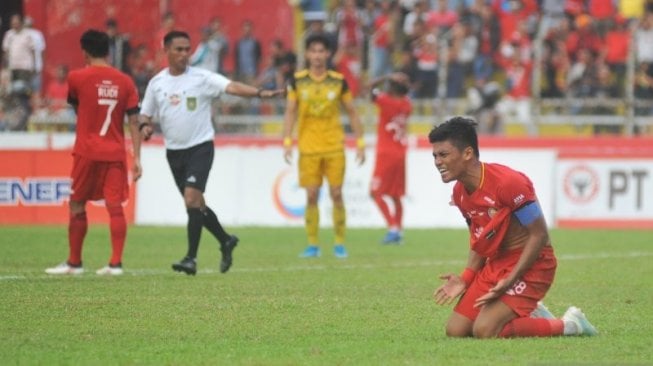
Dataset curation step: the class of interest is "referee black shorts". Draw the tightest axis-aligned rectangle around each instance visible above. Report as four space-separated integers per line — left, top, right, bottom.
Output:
166 140 214 194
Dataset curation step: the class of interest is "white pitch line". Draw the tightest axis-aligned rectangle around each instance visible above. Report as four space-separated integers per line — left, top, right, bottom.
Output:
1 251 651 282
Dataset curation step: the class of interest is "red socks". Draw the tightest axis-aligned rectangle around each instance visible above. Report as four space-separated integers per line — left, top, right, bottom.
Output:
372 194 403 229
68 205 126 267
372 194 392 226
107 205 126 266
392 197 403 228
499 318 565 338
67 212 88 266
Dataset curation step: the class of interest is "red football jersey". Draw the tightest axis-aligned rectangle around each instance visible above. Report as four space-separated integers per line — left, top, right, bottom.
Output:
374 92 412 155
68 65 139 161
452 163 537 258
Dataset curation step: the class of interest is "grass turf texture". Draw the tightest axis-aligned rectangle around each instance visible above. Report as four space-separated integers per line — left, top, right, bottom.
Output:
1 226 652 365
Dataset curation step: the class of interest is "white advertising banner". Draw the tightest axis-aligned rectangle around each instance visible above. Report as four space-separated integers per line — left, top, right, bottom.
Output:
555 159 653 224
136 145 556 228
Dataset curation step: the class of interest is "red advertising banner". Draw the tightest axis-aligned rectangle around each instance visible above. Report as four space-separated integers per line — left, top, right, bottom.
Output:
0 150 135 224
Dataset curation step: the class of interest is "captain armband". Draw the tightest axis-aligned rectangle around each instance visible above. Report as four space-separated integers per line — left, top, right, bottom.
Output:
514 201 543 226
283 137 292 147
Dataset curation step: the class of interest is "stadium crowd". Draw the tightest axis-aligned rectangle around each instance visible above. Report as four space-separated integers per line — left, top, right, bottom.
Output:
2 0 653 132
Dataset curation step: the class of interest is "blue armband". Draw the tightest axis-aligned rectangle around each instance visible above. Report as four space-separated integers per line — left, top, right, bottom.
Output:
514 201 542 226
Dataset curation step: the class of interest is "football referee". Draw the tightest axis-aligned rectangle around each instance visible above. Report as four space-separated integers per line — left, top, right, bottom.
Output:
139 30 282 275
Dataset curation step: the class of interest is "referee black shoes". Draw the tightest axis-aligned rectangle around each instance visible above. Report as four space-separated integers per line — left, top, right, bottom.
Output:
220 235 239 273
172 256 197 275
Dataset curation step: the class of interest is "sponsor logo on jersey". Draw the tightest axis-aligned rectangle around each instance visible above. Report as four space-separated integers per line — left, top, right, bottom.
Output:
169 93 181 106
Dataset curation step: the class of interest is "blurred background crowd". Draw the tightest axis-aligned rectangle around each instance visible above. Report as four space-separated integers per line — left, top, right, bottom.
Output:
1 0 653 135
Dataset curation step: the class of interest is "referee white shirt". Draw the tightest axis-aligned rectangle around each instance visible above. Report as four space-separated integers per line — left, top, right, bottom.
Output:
140 66 231 150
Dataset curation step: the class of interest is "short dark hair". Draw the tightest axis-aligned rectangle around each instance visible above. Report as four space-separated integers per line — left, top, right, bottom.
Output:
305 33 331 51
428 116 480 158
389 79 409 96
164 30 190 47
80 29 109 58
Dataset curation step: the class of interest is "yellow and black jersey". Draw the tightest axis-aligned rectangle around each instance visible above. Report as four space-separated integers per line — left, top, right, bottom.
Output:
287 69 353 154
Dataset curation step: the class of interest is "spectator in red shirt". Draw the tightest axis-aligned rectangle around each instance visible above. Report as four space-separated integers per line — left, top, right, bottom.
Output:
44 64 70 114
602 15 630 88
471 2 501 83
588 0 615 35
492 0 539 42
335 0 364 51
565 14 603 60
564 0 584 17
497 45 533 125
335 42 362 97
426 0 459 32
153 12 175 70
40 64 76 129
412 29 439 98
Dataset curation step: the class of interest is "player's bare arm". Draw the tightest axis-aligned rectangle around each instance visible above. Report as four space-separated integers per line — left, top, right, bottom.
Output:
225 81 284 98
474 212 549 308
435 249 484 305
128 113 143 182
342 98 365 165
281 98 297 164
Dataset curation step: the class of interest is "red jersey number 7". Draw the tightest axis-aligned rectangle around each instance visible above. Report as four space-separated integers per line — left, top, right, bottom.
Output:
98 98 118 136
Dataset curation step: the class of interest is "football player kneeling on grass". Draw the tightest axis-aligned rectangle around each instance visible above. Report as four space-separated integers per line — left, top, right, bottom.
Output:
430 117 597 338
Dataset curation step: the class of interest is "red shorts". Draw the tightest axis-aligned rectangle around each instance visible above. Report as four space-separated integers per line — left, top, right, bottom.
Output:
370 152 406 197
70 155 129 204
454 246 557 320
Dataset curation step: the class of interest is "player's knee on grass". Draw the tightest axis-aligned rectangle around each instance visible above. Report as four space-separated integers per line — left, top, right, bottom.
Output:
445 314 473 338
472 317 505 339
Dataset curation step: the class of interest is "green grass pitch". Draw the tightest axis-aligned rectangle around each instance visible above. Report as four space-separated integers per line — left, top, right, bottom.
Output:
1 225 652 365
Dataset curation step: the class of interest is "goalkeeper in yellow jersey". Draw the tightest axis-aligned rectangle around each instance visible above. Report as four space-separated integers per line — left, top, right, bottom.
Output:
282 33 365 258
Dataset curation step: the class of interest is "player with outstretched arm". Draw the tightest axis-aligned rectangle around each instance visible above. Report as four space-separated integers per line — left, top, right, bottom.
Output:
139 30 283 275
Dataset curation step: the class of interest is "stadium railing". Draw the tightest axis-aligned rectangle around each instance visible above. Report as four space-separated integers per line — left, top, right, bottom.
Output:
18 97 653 136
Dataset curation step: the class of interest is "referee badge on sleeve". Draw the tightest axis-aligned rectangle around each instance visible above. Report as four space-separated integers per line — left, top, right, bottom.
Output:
186 97 197 111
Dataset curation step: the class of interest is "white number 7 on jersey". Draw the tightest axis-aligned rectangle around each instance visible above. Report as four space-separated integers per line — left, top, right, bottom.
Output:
98 98 118 136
